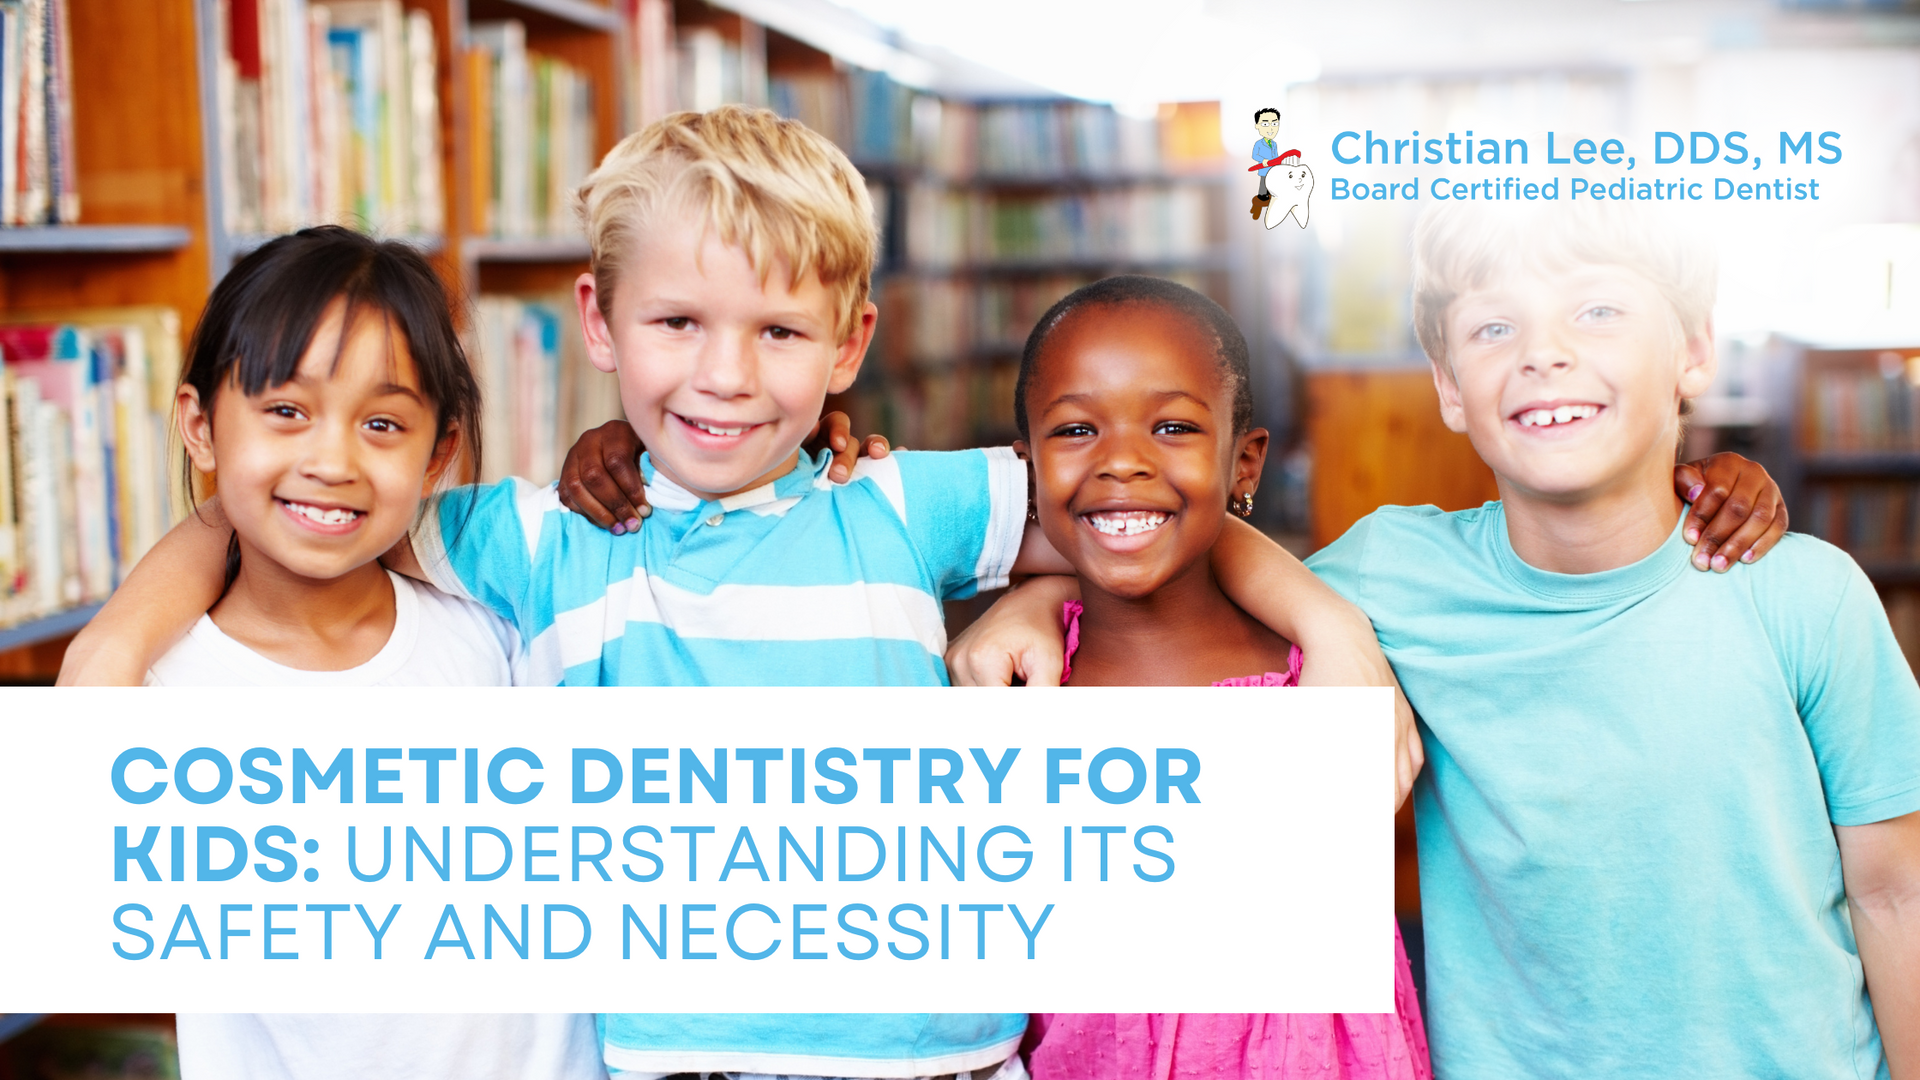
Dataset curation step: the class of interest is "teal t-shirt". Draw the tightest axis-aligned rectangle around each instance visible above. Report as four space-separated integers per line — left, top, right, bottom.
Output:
1307 502 1920 1080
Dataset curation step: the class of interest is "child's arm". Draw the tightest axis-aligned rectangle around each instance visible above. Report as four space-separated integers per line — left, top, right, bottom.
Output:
1676 452 1788 571
56 498 426 685
57 501 234 685
1838 809 1920 1079
1210 518 1424 811
949 518 1425 811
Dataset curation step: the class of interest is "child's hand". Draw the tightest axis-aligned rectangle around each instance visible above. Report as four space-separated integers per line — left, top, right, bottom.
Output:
945 575 1080 686
1674 452 1788 572
557 413 889 533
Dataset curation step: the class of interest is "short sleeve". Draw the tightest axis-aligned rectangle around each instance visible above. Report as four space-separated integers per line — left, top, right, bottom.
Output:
862 447 1026 600
1785 557 1920 826
412 478 548 635
1304 512 1377 608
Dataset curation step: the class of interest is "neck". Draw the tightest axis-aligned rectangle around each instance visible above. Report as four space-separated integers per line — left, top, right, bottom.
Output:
654 448 802 502
210 543 397 668
1071 555 1274 683
1499 455 1682 574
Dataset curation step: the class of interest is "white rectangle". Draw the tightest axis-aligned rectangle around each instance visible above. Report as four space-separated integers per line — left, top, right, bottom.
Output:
0 686 1394 1013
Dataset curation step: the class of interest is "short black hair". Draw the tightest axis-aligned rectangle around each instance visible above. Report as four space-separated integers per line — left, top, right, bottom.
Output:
1254 107 1281 123
1014 275 1253 441
181 225 481 497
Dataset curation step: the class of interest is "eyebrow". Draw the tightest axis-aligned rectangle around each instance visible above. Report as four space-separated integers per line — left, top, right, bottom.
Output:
1042 389 1215 415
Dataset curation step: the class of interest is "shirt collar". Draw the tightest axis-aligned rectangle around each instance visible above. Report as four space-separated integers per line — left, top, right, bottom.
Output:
638 449 829 515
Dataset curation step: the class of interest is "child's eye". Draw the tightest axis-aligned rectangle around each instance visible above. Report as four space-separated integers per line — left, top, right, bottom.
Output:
1469 321 1514 343
765 325 799 341
1580 305 1621 322
661 317 692 331
1049 422 1095 438
1154 420 1202 436
265 404 306 421
365 417 404 434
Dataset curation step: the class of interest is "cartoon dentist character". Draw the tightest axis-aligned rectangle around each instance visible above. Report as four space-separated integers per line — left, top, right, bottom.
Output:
1259 151 1313 229
1250 107 1283 217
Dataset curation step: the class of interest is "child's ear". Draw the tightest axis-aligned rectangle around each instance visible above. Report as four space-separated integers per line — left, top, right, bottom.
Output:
423 426 463 495
1430 356 1469 434
1232 427 1271 497
177 385 218 474
1677 316 1717 400
577 273 619 375
826 301 878 395
1012 439 1030 461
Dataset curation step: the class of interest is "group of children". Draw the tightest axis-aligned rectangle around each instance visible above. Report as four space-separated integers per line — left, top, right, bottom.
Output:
60 103 1919 1080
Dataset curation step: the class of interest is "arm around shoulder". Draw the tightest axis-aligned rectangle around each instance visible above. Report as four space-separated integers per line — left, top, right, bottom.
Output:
57 500 234 685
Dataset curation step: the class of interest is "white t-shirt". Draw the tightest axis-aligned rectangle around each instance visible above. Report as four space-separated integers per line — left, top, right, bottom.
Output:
175 1014 607 1080
146 571 525 686
155 579 581 1080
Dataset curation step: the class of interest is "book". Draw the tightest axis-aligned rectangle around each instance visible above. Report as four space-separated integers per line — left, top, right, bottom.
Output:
0 308 182 630
469 22 595 241
216 0 442 236
471 293 617 486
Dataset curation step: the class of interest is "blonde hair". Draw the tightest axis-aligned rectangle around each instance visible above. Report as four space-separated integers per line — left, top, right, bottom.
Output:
574 105 878 340
1411 201 1717 366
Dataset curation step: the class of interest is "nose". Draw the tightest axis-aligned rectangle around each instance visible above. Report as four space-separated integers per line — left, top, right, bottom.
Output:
1094 426 1157 484
298 417 359 485
1520 329 1577 378
689 329 759 400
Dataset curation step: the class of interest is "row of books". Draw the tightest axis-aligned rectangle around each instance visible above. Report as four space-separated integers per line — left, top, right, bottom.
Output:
902 183 1216 269
0 0 79 226
768 75 1165 180
1803 481 1920 565
1802 362 1920 453
874 273 1095 371
216 0 444 238
470 294 622 487
837 362 1022 454
466 21 598 241
0 307 182 630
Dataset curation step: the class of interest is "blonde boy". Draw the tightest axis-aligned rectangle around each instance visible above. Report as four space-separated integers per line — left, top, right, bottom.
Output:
1301 202 1920 1078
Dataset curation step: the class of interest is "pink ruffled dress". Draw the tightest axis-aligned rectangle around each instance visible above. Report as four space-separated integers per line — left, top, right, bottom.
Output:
1036 602 1432 1080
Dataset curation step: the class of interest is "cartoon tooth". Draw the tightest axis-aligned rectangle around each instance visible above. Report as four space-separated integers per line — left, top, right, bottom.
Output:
1261 153 1313 230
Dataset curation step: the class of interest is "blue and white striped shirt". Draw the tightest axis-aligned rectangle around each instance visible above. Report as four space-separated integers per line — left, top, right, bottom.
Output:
414 447 1027 686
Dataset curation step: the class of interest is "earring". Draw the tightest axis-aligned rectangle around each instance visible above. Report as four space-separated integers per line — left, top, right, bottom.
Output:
1232 491 1255 518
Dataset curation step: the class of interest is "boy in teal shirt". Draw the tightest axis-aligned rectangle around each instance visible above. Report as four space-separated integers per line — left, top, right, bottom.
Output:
1302 202 1920 1078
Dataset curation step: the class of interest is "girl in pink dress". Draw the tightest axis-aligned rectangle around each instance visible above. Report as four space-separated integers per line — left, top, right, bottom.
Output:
1007 275 1429 1080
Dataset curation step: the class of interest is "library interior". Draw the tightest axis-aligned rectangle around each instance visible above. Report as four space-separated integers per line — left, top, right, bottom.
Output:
1 0 1917 1068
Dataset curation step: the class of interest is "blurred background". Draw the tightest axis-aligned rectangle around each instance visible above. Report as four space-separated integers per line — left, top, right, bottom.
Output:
0 0 1916 1066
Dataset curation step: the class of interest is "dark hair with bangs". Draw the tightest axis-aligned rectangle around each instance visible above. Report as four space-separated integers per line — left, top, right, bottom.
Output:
1014 275 1254 441
180 226 481 582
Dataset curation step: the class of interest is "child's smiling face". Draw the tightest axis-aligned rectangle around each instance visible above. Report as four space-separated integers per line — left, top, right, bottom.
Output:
1435 262 1715 504
181 299 449 584
581 216 875 501
1017 303 1267 600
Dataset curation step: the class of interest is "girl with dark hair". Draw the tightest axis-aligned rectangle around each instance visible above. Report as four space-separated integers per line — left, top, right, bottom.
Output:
1012 277 1431 1079
147 227 606 1078
145 225 519 687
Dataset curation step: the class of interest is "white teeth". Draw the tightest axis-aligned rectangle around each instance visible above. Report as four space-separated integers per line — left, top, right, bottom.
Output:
688 418 750 437
1518 405 1599 427
285 501 360 525
1087 511 1170 537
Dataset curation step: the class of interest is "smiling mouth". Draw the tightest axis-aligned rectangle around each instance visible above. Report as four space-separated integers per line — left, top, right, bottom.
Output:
1515 404 1600 428
676 414 761 438
1084 510 1171 537
279 499 364 527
